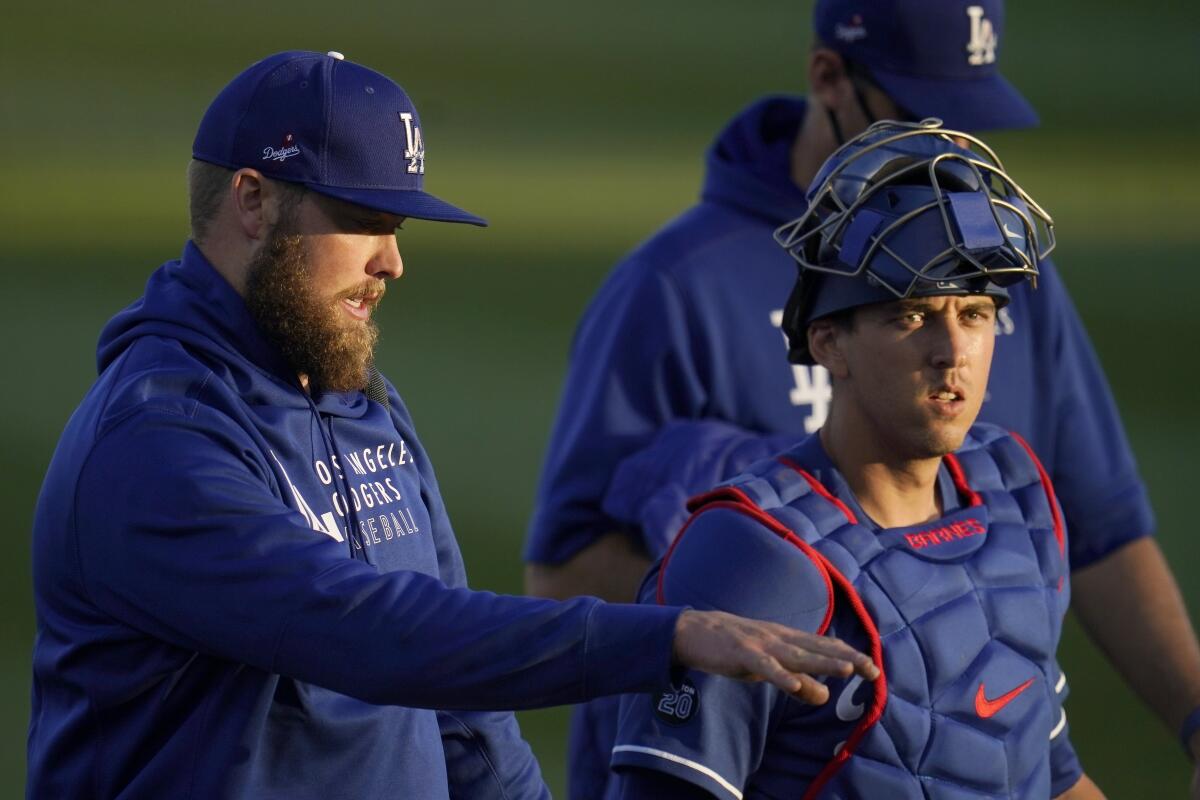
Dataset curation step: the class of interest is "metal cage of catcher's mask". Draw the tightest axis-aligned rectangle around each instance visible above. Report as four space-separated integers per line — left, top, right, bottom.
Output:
774 118 1054 363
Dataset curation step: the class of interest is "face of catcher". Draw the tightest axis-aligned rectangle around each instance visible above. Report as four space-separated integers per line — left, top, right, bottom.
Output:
245 191 405 394
815 294 998 463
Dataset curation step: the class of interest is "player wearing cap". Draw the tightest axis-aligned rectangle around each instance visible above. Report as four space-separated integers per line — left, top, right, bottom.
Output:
25 51 880 799
525 0 1200 793
607 121 1104 799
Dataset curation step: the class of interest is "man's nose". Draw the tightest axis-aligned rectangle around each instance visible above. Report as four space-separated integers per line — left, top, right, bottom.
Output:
929 318 970 370
369 234 403 280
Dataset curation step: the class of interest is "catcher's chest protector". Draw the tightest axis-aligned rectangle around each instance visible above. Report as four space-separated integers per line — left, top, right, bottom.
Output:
685 426 1069 799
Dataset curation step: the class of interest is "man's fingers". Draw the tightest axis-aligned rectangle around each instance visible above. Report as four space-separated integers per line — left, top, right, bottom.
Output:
748 658 833 703
756 643 876 698
816 648 878 681
769 627 880 681
774 650 857 680
671 610 880 688
791 674 832 704
768 628 883 681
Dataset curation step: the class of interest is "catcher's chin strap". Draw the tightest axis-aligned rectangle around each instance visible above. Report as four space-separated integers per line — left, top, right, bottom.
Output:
366 364 390 410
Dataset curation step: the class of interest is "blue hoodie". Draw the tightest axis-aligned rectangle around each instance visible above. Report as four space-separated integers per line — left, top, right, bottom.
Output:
28 241 683 799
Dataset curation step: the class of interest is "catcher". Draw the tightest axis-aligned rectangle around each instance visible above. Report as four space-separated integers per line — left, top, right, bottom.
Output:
607 121 1103 799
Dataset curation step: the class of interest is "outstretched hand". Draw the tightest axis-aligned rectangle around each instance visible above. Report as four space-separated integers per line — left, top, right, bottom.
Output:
671 609 879 704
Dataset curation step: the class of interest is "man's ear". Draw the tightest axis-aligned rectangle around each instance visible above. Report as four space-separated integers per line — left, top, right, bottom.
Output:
808 48 853 111
231 168 268 241
808 317 850 379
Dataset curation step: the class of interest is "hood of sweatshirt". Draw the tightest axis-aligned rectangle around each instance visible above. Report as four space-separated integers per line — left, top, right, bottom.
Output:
96 240 367 417
700 95 811 226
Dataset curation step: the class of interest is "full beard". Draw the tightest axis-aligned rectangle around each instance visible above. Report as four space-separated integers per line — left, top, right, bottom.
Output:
244 228 379 394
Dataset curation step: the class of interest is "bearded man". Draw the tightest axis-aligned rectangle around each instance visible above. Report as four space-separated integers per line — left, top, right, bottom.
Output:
26 51 877 799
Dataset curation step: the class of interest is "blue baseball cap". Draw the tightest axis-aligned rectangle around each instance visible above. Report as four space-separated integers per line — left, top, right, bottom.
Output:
813 0 1038 131
193 50 486 226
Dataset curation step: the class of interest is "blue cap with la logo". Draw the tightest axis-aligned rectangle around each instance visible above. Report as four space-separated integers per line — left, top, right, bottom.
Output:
192 50 486 226
814 0 1038 131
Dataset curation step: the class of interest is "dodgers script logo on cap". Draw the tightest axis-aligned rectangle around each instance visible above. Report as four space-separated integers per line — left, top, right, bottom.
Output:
813 0 1038 132
193 50 486 226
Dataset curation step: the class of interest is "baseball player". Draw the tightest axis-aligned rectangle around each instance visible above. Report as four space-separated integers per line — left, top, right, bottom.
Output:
608 120 1104 799
25 51 879 799
525 0 1200 793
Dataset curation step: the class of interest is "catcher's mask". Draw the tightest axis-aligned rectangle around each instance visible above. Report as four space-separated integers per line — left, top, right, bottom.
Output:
775 118 1053 365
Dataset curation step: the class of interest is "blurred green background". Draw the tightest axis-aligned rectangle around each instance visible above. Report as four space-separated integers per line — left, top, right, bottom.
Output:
3 1 1197 796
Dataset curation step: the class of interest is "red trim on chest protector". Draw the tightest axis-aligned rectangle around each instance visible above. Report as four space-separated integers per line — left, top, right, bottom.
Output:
779 454 984 516
778 457 860 524
1010 432 1066 558
942 453 984 507
671 483 888 800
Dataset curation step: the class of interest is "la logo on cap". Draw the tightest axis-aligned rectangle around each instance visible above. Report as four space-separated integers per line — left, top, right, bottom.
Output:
399 112 424 175
966 5 998 65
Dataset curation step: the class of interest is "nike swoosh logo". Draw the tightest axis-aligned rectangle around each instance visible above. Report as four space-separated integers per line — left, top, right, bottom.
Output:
835 674 865 722
975 677 1035 718
1002 223 1024 241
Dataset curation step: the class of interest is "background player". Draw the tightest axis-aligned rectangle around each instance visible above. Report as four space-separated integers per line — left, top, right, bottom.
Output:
523 0 1200 794
608 120 1104 799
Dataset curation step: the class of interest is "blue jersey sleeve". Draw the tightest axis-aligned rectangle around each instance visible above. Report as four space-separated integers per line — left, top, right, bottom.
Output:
1048 661 1083 797
526 259 708 564
1024 260 1156 567
602 420 798 556
612 766 718 799
610 506 832 798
